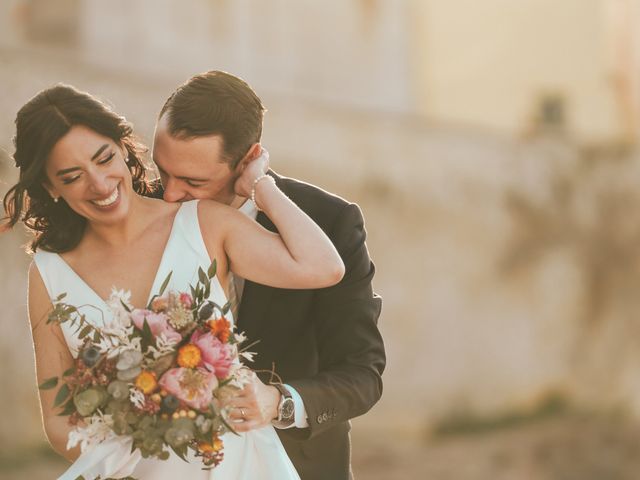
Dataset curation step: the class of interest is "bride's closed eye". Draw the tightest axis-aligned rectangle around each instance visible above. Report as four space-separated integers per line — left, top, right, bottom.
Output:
61 152 115 184
98 152 115 165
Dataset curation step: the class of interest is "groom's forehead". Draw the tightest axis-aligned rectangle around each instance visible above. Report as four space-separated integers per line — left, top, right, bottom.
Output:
153 137 228 178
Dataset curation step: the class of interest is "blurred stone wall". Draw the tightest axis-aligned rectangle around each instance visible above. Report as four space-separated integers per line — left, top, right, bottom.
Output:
2 1 640 452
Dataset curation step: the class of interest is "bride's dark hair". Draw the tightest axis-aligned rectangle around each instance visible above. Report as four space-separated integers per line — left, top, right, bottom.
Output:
2 84 151 253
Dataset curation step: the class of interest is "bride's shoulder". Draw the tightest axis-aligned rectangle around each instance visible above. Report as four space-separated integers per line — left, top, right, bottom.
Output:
194 200 243 247
27 260 53 328
196 199 238 222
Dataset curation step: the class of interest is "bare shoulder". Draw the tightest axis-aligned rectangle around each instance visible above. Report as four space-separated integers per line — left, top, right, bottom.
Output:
196 199 244 235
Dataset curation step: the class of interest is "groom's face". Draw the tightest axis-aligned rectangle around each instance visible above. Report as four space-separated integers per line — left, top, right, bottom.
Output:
153 116 238 205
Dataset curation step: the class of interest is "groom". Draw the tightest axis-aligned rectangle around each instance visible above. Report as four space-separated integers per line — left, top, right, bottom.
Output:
151 71 385 479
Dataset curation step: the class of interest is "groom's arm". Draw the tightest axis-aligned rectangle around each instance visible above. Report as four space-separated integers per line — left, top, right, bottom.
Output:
286 202 385 439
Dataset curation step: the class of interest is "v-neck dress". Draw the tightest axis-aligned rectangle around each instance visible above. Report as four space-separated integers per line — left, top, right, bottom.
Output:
34 200 300 480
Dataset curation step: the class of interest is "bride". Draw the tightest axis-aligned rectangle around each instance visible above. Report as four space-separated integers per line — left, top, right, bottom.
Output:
2 85 344 479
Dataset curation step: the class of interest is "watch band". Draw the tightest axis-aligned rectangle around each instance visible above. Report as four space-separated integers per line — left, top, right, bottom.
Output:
272 383 295 427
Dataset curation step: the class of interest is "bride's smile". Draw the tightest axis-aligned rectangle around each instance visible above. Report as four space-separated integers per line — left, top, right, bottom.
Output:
90 183 120 208
43 125 135 224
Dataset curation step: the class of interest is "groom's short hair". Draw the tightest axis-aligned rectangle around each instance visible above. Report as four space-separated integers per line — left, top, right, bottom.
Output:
159 71 265 168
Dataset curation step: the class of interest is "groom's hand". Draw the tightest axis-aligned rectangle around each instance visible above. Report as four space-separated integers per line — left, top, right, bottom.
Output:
226 370 280 432
234 148 270 198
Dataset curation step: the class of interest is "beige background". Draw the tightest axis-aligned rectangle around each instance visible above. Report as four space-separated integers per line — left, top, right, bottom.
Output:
2 1 640 478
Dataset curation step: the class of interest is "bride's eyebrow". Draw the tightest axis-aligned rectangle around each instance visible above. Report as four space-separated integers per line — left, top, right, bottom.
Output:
56 144 111 177
90 144 110 160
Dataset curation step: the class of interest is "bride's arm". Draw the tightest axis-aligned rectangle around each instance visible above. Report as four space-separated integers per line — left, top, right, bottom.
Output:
199 184 344 290
28 263 80 462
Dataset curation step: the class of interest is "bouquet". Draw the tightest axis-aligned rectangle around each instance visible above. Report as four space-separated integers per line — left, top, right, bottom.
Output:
39 261 254 472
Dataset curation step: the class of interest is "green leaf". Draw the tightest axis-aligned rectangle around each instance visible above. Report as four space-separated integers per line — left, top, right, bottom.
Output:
55 292 67 301
93 330 101 343
158 271 173 297
78 325 92 339
207 260 217 279
140 318 153 350
38 377 58 390
54 383 71 408
62 367 76 377
170 444 189 462
57 398 76 416
221 302 231 315
120 300 132 313
198 267 208 286
219 413 240 436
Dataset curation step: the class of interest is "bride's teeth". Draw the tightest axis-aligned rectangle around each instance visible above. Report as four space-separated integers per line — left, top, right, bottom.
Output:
93 187 119 207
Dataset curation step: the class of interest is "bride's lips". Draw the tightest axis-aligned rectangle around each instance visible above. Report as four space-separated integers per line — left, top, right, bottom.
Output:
90 183 121 210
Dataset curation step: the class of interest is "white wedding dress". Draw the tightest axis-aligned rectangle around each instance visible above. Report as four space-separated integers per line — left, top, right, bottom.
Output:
33 200 300 480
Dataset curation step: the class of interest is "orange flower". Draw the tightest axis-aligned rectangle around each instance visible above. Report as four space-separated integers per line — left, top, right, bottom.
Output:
151 296 169 312
177 344 202 368
208 317 231 343
198 441 215 453
213 437 224 451
135 371 158 394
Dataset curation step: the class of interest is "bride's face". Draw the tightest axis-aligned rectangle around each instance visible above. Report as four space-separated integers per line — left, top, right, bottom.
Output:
43 125 135 225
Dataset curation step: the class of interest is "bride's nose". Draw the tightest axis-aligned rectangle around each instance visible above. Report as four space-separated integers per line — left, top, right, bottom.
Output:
87 170 112 195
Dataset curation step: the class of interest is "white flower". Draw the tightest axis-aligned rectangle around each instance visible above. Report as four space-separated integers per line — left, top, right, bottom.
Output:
239 351 256 362
85 288 142 358
145 332 180 361
234 332 247 344
107 288 133 312
129 387 146 409
67 413 115 452
227 364 253 389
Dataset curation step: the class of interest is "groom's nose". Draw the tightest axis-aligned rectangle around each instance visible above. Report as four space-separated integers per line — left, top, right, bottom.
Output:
162 179 185 202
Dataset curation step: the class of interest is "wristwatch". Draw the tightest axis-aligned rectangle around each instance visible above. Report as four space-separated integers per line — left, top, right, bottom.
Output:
272 383 295 428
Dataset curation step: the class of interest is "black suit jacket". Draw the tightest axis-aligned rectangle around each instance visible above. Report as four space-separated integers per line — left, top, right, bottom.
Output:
149 172 385 479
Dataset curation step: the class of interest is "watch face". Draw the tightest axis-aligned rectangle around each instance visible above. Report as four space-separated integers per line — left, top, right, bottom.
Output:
281 398 295 419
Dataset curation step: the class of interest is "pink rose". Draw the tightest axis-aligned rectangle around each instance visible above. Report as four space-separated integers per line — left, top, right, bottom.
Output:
131 309 182 343
179 293 193 309
159 367 218 411
191 330 236 379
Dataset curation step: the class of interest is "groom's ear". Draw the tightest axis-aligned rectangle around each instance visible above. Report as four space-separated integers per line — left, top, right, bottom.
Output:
234 143 262 173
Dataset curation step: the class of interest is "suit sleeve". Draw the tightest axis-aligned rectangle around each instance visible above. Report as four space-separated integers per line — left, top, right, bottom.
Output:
287 202 385 439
